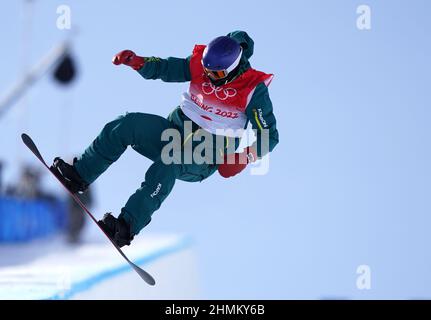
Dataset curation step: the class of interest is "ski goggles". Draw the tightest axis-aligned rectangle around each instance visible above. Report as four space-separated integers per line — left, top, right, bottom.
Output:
202 48 243 81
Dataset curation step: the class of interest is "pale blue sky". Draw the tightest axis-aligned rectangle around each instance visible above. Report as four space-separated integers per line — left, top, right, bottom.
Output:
1 0 430 298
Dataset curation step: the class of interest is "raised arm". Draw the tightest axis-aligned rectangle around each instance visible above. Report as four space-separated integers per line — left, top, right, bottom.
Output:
112 50 191 83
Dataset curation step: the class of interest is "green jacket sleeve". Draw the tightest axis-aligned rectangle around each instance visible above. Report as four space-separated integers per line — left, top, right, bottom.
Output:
137 56 191 82
245 83 279 158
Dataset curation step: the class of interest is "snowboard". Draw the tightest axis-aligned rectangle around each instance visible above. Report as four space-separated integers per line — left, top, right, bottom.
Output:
21 133 156 286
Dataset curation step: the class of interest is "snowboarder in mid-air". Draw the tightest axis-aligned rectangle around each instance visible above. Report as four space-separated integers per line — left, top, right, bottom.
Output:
51 31 279 247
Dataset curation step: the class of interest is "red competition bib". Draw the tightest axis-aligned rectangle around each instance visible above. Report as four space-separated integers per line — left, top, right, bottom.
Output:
180 45 273 137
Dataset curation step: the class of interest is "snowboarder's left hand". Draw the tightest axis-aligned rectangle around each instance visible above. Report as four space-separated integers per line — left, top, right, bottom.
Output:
218 147 258 178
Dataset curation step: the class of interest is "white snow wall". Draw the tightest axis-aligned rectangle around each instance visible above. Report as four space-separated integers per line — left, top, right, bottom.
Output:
0 235 201 299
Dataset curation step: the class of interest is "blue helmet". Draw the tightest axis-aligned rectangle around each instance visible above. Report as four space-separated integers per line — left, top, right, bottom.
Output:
202 36 243 80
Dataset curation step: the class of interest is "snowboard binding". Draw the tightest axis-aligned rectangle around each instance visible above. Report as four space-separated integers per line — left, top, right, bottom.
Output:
50 157 89 194
98 213 134 248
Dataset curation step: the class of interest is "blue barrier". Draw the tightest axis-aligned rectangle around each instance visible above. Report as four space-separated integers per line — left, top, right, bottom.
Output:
0 196 68 242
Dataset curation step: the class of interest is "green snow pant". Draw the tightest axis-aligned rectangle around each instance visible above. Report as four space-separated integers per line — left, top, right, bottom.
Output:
73 112 219 235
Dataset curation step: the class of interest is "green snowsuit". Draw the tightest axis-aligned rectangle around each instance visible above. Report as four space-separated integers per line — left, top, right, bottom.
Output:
74 31 279 235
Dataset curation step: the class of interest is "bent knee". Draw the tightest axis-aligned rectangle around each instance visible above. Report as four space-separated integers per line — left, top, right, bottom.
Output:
119 112 143 126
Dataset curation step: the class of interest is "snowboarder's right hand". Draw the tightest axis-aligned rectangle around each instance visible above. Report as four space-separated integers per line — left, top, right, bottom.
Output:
112 50 145 70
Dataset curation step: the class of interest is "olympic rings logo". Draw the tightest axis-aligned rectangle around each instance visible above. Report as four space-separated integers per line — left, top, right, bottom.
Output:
201 82 237 101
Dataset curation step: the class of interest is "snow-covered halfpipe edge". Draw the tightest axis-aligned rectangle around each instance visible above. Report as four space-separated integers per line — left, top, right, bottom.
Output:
0 235 197 300
47 236 193 300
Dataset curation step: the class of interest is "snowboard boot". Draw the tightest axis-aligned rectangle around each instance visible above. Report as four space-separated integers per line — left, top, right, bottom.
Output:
50 157 89 194
97 213 134 248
